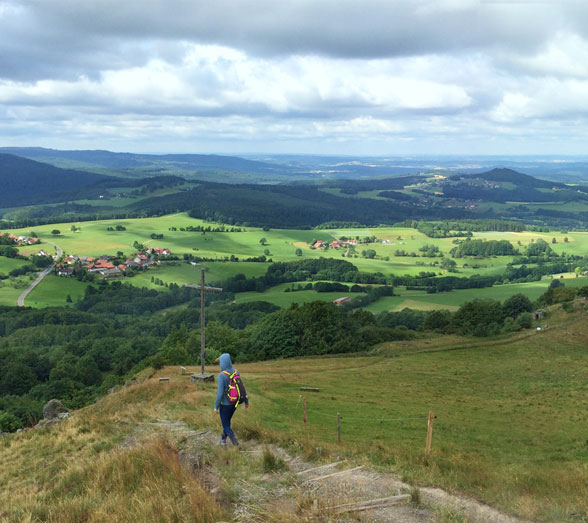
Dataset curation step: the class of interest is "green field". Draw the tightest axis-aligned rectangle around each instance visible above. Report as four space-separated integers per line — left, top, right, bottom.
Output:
237 307 588 521
0 256 31 275
2 214 588 309
364 275 588 313
0 275 33 306
0 257 37 306
23 274 88 308
235 282 367 308
127 260 270 290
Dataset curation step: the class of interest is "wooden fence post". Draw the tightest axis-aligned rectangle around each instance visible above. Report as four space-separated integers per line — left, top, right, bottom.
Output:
337 412 341 443
303 397 307 426
425 410 434 462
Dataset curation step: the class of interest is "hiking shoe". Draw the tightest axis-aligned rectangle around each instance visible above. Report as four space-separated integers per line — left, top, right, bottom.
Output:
219 438 227 446
230 436 240 448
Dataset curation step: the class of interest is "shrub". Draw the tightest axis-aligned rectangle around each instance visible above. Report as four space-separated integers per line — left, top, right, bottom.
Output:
261 446 287 473
0 411 23 432
516 312 533 330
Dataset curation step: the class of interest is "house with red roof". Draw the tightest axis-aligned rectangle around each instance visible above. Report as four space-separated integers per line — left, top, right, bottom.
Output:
88 260 115 272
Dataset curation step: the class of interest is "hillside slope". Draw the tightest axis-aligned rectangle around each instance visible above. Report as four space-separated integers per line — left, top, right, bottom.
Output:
0 154 115 207
1 303 586 521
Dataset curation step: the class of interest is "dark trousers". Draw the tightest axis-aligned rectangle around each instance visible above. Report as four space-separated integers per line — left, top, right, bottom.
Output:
219 404 237 442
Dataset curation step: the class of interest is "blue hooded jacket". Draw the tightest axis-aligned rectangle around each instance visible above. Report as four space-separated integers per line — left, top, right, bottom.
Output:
215 353 247 409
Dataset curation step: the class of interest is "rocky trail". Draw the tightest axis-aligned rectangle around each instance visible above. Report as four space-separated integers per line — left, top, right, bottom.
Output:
121 418 523 523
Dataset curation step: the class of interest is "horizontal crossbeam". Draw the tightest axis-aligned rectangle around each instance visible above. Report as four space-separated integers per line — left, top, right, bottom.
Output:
183 284 223 292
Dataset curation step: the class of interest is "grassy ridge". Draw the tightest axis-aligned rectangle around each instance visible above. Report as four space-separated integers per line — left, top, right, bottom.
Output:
1 304 586 521
0 381 226 522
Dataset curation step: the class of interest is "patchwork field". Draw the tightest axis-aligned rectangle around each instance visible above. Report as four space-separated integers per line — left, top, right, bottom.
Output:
1 213 588 309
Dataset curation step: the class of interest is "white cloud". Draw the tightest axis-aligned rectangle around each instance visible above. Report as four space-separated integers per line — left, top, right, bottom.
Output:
504 32 588 78
0 0 588 153
0 47 474 118
491 77 588 122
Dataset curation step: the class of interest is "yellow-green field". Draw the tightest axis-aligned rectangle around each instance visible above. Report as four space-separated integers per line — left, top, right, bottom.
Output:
2 214 588 309
235 282 367 308
22 274 88 308
365 275 588 313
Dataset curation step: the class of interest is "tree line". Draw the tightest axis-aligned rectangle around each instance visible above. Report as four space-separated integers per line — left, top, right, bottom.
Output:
2 270 587 432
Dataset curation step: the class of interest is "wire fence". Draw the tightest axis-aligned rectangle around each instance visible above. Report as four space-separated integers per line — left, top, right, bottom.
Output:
295 393 436 453
296 394 428 423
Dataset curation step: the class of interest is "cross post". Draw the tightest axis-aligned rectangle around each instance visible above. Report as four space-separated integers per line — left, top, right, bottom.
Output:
183 269 223 375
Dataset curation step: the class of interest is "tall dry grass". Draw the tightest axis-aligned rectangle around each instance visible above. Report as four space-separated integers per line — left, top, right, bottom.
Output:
0 378 226 522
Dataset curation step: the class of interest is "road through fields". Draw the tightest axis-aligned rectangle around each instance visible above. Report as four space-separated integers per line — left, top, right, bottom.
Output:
17 240 62 307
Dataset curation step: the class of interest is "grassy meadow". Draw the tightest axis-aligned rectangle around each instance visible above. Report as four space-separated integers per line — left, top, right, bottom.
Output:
365 275 588 313
0 275 34 306
1 213 588 309
235 282 368 308
1 304 586 522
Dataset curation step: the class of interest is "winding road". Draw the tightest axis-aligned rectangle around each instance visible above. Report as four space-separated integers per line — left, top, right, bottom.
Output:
17 240 62 307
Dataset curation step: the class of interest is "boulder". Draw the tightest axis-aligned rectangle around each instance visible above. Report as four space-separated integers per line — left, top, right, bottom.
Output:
42 399 69 420
35 419 60 429
190 372 215 384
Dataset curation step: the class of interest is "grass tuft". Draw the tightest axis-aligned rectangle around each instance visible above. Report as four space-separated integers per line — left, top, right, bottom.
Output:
410 485 422 506
261 446 288 473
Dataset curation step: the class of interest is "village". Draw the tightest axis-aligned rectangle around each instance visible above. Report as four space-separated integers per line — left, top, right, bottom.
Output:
311 236 408 251
0 232 40 246
54 247 172 278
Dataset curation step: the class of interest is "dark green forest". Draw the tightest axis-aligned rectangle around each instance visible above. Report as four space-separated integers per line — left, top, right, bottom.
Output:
3 152 588 229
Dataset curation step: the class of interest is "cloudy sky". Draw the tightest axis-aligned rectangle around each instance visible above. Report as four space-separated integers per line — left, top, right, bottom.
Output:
1 0 588 155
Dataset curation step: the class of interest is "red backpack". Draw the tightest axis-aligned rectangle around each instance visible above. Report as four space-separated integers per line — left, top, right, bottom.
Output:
222 370 247 407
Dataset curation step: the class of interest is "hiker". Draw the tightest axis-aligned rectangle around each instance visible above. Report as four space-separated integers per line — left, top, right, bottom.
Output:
214 353 249 446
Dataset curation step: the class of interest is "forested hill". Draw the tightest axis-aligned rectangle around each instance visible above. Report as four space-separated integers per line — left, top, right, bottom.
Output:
463 168 564 188
442 167 588 204
131 182 471 228
0 154 115 207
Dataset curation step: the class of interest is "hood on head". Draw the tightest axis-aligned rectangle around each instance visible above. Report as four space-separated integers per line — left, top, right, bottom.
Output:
219 353 233 372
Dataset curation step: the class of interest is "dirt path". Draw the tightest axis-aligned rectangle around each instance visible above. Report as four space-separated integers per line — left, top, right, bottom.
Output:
122 418 523 523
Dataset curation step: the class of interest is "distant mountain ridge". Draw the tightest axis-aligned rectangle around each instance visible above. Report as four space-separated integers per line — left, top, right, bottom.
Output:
1 153 588 229
0 147 291 176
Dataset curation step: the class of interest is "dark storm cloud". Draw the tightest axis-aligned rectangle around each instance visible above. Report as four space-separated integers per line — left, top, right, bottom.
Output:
0 0 565 81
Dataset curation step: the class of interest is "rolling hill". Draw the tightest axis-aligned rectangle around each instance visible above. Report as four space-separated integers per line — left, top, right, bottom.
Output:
2 153 588 230
442 167 588 203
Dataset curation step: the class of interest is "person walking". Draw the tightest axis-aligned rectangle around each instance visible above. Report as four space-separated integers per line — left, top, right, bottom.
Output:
214 353 249 447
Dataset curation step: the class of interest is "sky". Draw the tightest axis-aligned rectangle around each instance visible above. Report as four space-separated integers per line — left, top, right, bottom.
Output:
1 0 588 155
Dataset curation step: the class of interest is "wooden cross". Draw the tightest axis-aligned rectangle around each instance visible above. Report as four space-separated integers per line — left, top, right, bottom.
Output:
183 269 223 375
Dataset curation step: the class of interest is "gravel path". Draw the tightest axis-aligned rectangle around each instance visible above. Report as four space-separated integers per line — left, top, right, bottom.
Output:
121 418 525 522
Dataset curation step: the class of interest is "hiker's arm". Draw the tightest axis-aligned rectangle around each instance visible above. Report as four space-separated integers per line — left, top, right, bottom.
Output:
214 374 226 411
